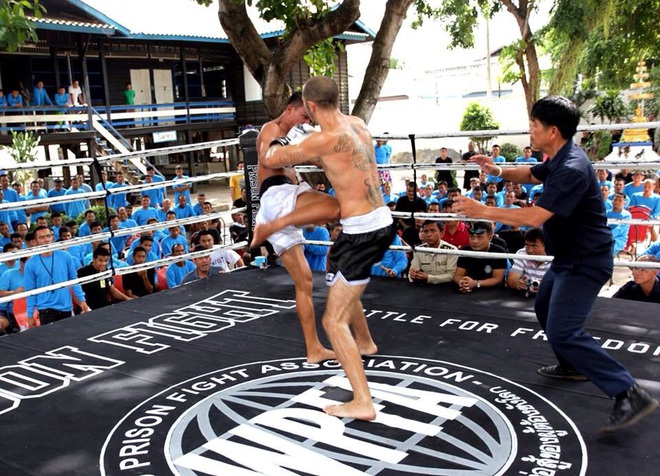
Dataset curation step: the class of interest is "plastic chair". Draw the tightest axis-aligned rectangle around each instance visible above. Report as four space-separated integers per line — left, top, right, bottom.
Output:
157 267 168 291
114 274 125 295
13 298 29 329
624 205 652 258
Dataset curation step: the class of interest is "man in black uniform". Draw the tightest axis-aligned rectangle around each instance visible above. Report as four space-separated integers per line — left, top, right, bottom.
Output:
454 95 657 432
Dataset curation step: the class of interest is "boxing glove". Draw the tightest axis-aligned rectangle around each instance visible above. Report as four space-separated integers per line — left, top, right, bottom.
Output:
270 123 317 148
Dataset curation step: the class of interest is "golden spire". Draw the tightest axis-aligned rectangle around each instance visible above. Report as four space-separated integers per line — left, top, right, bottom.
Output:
621 61 653 143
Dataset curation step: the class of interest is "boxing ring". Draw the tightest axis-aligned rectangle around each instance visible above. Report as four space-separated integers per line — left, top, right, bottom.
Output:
0 123 659 475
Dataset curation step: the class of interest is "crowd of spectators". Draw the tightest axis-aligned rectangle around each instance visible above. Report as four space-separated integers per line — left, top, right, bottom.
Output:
0 168 248 336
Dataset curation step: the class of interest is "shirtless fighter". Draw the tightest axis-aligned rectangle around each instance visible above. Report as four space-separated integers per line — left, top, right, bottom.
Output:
258 76 395 420
254 91 339 363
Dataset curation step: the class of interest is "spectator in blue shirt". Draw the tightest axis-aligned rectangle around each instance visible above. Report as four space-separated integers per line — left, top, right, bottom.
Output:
630 179 660 218
160 225 189 256
166 244 196 288
132 195 159 226
47 178 67 214
515 146 538 164
172 165 192 205
109 171 129 211
623 171 645 199
31 81 53 106
485 144 506 187
193 192 206 216
302 225 329 272
25 226 90 327
607 193 631 256
63 177 88 220
7 89 22 107
173 194 195 220
95 170 114 192
142 174 163 207
54 86 69 107
25 180 48 222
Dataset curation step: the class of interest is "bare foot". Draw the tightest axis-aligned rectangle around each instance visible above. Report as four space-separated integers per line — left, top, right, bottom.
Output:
250 222 275 248
358 343 378 356
306 347 337 364
324 400 376 421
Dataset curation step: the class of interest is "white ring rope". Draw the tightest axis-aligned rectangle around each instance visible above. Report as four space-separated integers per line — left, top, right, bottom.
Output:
0 240 248 305
372 121 660 141
0 208 244 263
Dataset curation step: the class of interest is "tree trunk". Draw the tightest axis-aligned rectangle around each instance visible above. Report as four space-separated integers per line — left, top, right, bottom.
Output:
499 0 541 118
351 0 414 123
218 0 360 118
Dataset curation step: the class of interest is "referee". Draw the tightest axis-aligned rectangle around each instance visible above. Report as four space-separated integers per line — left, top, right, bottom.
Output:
454 95 657 432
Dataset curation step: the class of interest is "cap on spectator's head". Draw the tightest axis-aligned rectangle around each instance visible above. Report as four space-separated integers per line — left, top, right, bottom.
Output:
468 221 492 235
470 177 480 183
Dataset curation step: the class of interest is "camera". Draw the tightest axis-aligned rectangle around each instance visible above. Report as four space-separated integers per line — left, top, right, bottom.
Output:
525 279 540 297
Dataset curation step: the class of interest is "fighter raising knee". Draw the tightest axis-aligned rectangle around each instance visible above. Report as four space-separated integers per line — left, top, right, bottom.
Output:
258 76 395 421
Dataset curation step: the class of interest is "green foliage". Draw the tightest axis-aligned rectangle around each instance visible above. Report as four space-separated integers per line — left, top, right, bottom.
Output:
498 143 522 162
589 91 629 123
498 40 526 85
7 130 40 186
581 130 613 161
304 38 344 76
411 0 498 49
459 102 500 153
0 0 45 52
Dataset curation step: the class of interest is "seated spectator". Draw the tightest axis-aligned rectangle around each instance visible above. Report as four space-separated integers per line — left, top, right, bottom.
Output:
24 232 36 248
302 224 329 272
50 213 63 240
612 255 660 303
78 210 96 237
0 221 13 247
607 193 631 256
11 231 25 249
623 170 645 199
166 244 196 288
382 182 398 205
0 243 20 276
395 183 427 229
471 186 484 203
630 179 660 218
174 194 195 220
104 214 129 256
229 213 248 243
401 218 424 249
132 195 159 226
64 220 78 237
453 221 507 293
371 233 407 278
193 193 206 216
197 230 244 271
233 187 247 209
122 246 155 298
117 206 138 230
408 220 458 284
24 226 90 327
0 256 27 334
601 184 613 212
160 224 189 256
181 245 224 285
484 182 503 207
156 199 174 222
506 228 550 296
127 235 159 264
440 200 470 248
609 178 630 208
511 183 529 208
596 168 614 190
77 248 131 309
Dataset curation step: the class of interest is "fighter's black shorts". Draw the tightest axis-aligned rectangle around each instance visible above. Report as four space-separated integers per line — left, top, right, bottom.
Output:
326 207 394 286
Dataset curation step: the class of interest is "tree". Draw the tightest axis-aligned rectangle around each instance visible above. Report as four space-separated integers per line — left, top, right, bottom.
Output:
543 0 660 95
0 0 46 52
197 0 414 122
459 102 500 153
589 90 629 124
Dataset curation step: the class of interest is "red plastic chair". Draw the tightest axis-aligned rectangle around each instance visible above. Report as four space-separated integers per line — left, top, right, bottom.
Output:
624 205 652 258
114 274 125 295
157 267 168 291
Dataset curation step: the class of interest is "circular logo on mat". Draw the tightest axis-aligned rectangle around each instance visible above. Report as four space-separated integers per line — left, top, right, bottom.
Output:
101 357 585 475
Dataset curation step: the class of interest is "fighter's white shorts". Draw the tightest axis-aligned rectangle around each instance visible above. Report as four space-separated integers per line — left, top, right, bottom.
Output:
256 181 312 255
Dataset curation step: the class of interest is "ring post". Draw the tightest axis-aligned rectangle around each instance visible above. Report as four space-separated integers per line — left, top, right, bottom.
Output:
238 128 259 244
